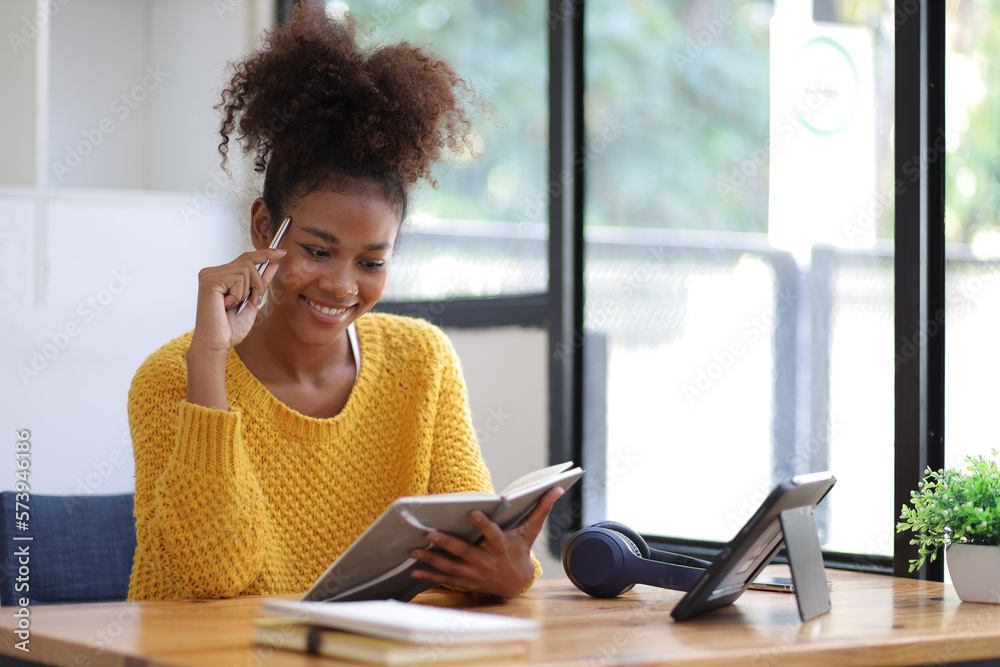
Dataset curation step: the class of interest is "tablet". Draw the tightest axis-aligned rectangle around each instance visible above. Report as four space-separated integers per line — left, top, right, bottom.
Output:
670 471 836 622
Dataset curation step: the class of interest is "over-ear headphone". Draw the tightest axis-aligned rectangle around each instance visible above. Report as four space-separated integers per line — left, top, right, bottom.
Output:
562 521 713 597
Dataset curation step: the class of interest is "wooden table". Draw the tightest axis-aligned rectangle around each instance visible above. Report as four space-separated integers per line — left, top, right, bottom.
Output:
2 567 999 667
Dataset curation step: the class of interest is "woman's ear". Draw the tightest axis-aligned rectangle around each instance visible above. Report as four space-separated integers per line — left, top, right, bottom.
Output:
249 198 273 250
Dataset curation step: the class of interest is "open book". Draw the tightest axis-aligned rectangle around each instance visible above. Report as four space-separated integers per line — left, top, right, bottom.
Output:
302 461 584 602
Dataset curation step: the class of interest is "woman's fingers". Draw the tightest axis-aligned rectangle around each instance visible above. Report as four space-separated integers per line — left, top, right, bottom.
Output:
192 248 286 352
468 511 510 551
407 499 552 599
423 531 479 563
247 247 288 265
510 487 564 543
259 256 282 288
228 248 287 311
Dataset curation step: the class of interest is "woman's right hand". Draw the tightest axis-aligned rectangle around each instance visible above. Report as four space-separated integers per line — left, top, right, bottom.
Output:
188 248 287 356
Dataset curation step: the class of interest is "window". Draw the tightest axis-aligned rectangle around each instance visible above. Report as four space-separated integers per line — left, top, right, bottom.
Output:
303 1 954 578
323 0 549 301
945 1 1000 470
585 0 897 560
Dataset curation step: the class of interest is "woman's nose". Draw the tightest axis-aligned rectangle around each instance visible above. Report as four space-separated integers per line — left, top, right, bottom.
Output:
319 269 358 297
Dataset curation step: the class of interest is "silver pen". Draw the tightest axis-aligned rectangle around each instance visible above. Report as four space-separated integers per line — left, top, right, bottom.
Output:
235 216 291 315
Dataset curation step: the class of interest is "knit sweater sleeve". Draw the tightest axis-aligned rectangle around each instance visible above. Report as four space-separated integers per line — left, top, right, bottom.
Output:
422 326 543 591
425 331 494 497
127 340 266 600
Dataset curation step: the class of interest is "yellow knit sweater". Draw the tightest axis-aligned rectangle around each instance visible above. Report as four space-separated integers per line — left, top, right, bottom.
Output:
127 313 536 600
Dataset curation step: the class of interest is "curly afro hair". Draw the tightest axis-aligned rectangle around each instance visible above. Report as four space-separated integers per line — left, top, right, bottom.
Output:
216 1 477 231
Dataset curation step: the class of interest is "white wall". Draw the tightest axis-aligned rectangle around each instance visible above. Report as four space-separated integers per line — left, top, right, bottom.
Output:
43 0 256 190
0 190 243 496
1 0 261 497
447 327 555 576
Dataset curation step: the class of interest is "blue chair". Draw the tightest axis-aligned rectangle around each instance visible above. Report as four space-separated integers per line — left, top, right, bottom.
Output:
0 493 136 605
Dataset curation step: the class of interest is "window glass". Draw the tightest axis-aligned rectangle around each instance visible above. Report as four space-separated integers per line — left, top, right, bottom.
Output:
586 0 894 556
326 0 548 300
945 1 1000 469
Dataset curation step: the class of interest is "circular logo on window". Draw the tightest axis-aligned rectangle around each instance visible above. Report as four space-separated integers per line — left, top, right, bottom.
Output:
790 36 860 136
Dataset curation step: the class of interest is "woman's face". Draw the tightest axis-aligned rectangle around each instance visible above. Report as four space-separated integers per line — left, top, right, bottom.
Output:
251 188 399 348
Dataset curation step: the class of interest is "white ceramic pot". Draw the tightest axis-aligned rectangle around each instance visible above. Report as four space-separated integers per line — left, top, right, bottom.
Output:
946 543 1000 604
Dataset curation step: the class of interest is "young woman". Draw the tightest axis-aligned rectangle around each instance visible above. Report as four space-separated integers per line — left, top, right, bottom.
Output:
127 2 561 601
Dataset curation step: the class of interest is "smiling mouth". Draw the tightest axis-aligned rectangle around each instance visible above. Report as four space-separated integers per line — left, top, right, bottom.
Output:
302 296 353 317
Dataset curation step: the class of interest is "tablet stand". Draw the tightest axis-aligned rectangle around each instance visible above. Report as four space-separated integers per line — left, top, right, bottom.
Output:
779 505 832 622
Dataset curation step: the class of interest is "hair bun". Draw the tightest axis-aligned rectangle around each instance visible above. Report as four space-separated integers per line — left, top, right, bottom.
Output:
217 1 475 190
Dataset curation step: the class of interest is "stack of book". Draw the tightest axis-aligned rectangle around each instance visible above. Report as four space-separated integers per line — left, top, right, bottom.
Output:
254 599 539 665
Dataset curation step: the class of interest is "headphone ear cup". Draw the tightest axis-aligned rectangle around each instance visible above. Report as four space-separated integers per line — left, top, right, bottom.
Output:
564 522 708 598
562 526 638 598
591 521 652 559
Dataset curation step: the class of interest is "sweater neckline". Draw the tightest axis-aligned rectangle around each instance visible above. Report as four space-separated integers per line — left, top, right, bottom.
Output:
226 316 382 441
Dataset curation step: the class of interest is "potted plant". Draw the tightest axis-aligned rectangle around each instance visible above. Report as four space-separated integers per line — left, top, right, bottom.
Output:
897 450 1000 604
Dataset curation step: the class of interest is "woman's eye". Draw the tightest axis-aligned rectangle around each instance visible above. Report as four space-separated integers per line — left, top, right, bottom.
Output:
361 260 385 271
304 246 329 259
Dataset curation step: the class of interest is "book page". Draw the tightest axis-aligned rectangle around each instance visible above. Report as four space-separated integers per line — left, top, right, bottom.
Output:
405 490 496 502
498 461 575 497
490 466 584 529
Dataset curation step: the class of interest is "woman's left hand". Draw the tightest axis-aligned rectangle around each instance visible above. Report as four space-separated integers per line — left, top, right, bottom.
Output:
409 487 565 599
